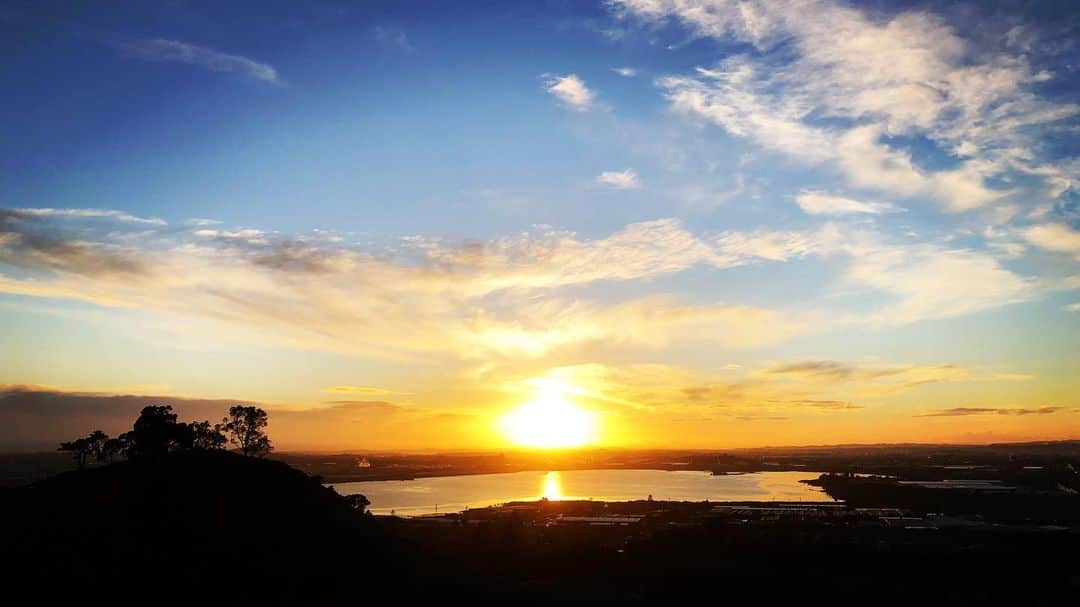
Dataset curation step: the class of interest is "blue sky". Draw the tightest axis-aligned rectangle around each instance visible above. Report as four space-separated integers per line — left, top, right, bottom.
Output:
1 0 1078 450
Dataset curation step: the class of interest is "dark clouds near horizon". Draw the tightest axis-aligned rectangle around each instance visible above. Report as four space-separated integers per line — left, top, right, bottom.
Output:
0 386 429 452
0 386 249 451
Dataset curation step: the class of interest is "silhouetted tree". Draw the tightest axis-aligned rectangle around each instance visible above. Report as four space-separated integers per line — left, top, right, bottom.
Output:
57 437 93 469
346 494 371 513
58 405 271 467
222 405 272 457
125 405 193 460
58 430 112 469
87 430 109 461
191 420 227 450
100 436 126 463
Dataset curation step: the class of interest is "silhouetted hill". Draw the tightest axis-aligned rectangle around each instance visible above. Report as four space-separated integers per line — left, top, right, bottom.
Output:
4 450 1077 604
2 450 405 604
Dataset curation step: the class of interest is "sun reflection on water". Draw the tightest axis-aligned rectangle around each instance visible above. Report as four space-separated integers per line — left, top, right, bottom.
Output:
540 471 563 500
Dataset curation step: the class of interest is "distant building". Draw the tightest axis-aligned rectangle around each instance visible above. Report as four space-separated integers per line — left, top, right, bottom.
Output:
556 515 644 527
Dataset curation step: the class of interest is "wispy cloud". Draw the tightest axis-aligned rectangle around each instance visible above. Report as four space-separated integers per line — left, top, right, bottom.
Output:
595 169 642 189
714 223 1038 325
763 360 1029 397
767 360 905 381
8 207 165 225
613 66 638 77
544 73 594 111
506 357 1029 421
795 191 897 216
324 385 407 396
616 0 1078 214
915 406 1066 417
184 218 222 227
517 362 868 416
373 25 413 52
0 209 151 278
0 209 813 361
785 399 862 410
0 208 1069 364
658 62 1002 212
126 38 281 84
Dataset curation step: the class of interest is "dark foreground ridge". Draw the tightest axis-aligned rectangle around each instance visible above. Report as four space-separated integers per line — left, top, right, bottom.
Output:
4 449 1080 604
2 450 407 604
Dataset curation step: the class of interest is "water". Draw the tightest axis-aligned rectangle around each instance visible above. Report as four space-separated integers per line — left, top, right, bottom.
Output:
332 469 832 516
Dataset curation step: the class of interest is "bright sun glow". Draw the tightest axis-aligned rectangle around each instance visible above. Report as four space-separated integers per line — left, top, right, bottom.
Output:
500 396 598 448
540 471 564 500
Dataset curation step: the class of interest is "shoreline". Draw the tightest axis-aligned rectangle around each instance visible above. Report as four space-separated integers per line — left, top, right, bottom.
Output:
322 466 796 484
330 469 833 516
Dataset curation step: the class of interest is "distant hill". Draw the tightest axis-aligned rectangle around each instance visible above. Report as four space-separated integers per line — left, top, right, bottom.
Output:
2 450 406 604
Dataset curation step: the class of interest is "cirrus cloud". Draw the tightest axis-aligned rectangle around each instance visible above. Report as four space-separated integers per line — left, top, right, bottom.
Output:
915 406 1066 417
795 191 897 216
614 0 1078 214
125 38 281 84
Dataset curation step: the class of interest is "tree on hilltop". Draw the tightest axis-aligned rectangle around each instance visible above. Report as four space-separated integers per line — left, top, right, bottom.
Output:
57 437 93 469
222 405 272 457
58 429 111 469
58 404 272 468
100 436 126 463
123 405 192 460
191 420 227 450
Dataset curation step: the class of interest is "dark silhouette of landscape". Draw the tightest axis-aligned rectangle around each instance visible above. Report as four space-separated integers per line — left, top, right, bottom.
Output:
3 405 1078 604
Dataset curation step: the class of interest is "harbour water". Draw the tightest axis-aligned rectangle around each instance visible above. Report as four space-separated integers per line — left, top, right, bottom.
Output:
332 469 832 515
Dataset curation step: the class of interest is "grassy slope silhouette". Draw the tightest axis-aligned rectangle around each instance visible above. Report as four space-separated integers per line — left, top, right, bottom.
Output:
3 450 406 604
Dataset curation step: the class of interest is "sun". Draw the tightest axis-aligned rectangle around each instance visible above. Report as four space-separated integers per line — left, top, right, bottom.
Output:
500 395 598 449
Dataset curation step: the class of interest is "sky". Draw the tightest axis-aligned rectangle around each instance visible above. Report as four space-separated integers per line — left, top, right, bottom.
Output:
1 0 1079 452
